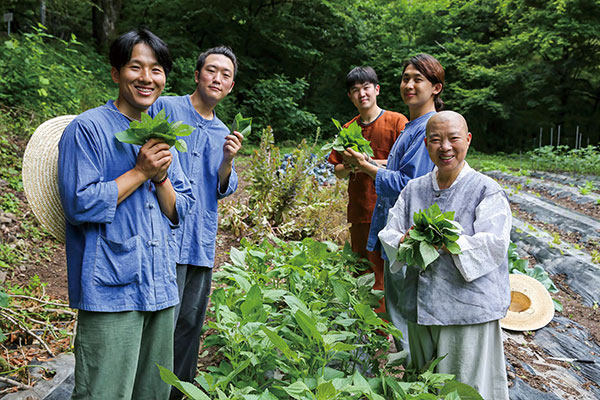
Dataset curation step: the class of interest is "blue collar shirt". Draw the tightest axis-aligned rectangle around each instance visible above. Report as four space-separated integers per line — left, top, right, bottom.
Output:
58 100 195 312
150 95 238 267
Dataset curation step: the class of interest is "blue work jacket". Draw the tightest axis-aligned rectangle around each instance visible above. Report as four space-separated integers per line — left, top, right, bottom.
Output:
151 95 238 267
58 101 195 312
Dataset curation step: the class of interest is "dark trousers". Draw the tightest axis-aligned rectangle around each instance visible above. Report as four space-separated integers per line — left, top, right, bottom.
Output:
169 264 212 400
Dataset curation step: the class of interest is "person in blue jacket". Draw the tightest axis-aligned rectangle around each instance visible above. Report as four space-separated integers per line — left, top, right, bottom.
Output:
150 46 243 399
343 53 445 353
58 29 194 399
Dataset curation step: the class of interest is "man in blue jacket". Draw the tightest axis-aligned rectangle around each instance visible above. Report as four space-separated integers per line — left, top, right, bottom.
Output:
151 46 243 398
58 29 194 399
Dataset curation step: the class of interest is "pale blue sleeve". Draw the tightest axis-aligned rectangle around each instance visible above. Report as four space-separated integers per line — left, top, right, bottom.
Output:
167 149 196 227
58 120 118 226
374 137 434 199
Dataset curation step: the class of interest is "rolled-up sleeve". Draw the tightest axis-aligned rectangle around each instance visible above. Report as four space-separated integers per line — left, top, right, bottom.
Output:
451 192 512 282
58 120 118 226
375 138 433 199
217 160 238 199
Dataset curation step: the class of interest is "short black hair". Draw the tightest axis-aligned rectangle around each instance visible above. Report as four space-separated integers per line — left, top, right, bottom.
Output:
109 29 172 76
346 66 378 91
195 46 238 78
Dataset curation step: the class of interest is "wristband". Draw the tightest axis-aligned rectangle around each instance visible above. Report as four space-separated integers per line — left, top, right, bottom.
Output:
152 174 168 186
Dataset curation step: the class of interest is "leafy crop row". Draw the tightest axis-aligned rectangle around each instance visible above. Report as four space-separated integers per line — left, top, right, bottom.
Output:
161 237 482 399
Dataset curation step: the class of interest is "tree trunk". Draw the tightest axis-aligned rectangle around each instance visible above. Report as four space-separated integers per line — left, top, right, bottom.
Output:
92 0 123 51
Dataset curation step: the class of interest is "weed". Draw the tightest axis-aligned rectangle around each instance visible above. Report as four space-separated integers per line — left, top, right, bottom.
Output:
552 233 561 245
579 181 595 195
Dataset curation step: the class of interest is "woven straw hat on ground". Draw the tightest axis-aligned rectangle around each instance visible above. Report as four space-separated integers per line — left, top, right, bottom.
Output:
22 115 77 243
500 274 555 331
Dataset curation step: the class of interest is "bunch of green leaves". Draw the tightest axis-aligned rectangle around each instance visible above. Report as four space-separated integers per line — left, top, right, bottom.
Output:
159 237 481 399
507 242 562 312
230 112 253 138
114 109 193 152
321 119 373 157
397 204 462 271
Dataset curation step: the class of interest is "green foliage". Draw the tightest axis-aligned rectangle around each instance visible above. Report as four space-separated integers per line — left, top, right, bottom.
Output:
579 181 596 195
241 75 320 142
0 25 114 120
230 113 252 138
114 109 194 152
160 237 480 399
321 119 374 157
397 204 462 270
220 127 348 243
507 242 562 312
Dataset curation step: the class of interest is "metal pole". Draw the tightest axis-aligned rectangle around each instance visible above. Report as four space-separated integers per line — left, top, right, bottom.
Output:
41 0 46 26
539 128 542 148
7 20 10 35
575 126 580 149
557 125 560 147
550 127 553 146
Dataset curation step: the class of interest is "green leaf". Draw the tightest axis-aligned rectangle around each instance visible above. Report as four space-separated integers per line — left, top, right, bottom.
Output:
261 326 299 361
284 381 311 399
174 139 188 152
294 310 323 343
316 381 337 400
157 364 210 400
439 380 483 399
113 109 194 152
230 112 253 137
419 241 439 268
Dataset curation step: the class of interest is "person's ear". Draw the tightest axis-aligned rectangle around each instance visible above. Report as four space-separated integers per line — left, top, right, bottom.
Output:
228 80 235 94
374 84 380 96
432 83 442 95
466 132 472 145
194 70 200 85
111 67 120 84
424 136 428 147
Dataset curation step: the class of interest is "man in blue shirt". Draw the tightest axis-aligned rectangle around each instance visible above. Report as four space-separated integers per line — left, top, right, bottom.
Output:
151 46 243 398
58 29 194 399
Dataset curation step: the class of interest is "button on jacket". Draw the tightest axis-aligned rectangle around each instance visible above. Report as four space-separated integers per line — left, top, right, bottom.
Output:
58 101 195 312
151 95 238 267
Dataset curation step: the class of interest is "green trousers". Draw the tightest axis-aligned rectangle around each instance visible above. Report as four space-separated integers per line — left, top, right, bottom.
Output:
72 307 174 400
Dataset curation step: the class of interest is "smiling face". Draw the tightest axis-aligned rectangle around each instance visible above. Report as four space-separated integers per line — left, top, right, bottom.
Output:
348 81 380 113
401 64 442 118
194 54 235 107
111 42 166 120
425 111 472 184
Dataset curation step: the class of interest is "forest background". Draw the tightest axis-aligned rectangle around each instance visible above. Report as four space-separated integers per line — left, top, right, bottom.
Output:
1 0 599 152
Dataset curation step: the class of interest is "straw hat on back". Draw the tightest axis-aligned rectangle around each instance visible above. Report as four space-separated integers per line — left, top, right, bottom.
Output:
500 274 555 331
22 115 76 243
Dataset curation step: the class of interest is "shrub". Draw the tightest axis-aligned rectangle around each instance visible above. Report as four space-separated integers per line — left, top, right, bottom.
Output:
0 24 115 122
220 127 348 244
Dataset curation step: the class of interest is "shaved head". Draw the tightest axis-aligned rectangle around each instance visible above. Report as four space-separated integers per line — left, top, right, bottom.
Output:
426 110 468 138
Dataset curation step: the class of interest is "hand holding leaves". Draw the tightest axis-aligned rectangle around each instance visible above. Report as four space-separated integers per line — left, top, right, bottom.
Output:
321 119 374 157
230 112 252 137
397 203 463 270
114 109 194 152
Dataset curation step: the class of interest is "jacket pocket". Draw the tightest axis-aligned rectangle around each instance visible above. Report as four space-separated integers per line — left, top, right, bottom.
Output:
93 235 143 286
